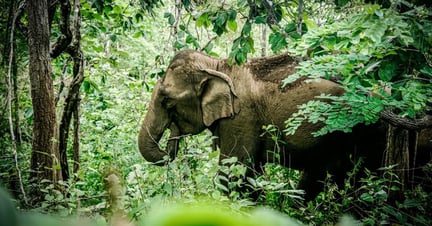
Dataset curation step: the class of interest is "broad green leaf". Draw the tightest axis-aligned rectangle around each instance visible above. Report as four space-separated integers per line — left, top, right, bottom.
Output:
215 12 227 27
186 34 196 44
255 16 266 24
164 12 175 25
227 19 237 31
113 5 122 14
378 61 396 81
109 34 117 42
235 51 247 65
269 32 287 53
375 9 383 18
92 45 104 52
132 31 141 38
321 36 337 50
303 14 317 30
399 34 414 46
364 21 387 43
242 22 251 35
196 13 210 28
227 8 236 21
284 23 296 33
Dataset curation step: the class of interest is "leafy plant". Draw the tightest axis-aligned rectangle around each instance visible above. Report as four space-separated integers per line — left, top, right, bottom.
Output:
284 3 432 135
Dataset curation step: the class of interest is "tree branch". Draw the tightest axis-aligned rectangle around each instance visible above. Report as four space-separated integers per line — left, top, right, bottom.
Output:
51 0 72 58
380 109 432 130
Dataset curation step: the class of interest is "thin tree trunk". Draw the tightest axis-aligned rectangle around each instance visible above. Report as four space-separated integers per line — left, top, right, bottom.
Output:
384 125 419 199
260 24 267 57
73 105 80 175
12 51 22 145
27 0 61 199
297 0 303 35
57 0 84 181
6 0 27 205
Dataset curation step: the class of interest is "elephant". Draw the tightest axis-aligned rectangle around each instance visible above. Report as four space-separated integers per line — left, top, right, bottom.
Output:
138 50 431 200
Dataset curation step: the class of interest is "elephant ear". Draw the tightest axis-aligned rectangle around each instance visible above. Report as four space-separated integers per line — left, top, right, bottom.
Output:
200 69 240 127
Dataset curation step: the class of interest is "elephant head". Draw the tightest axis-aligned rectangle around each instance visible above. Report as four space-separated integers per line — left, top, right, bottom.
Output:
138 50 239 164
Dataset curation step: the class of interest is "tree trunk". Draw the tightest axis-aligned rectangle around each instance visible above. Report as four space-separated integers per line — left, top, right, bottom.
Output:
57 0 84 181
381 110 432 198
27 0 62 199
384 125 420 199
297 0 303 35
260 24 267 57
5 0 27 204
12 50 22 145
73 105 80 175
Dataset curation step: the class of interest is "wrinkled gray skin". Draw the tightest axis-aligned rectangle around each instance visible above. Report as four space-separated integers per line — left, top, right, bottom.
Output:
138 50 431 199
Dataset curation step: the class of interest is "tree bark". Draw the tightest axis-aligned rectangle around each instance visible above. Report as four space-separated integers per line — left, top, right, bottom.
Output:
381 109 431 198
385 126 409 191
260 24 267 57
381 109 432 130
27 0 62 197
384 125 422 199
57 0 84 181
297 0 303 35
5 0 27 204
73 105 80 175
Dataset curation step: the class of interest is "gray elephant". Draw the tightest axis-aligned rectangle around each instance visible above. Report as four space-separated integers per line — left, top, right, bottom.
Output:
137 50 428 199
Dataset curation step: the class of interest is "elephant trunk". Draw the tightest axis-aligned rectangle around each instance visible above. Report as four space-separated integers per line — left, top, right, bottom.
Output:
138 82 176 164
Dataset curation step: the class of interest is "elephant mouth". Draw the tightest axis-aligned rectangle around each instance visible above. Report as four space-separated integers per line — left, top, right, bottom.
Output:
173 114 205 135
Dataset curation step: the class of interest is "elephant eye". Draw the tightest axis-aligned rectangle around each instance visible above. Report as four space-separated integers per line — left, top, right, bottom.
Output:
162 96 175 109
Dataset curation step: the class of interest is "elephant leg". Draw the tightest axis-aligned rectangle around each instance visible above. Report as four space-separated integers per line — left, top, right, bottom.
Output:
212 123 264 200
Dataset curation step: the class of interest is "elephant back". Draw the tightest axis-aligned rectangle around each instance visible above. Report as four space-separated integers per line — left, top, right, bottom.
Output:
248 54 299 84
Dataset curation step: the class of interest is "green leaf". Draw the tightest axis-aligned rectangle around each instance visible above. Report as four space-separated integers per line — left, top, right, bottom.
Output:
215 12 227 27
185 34 196 44
399 34 414 46
420 66 432 78
135 12 143 22
208 150 220 159
109 34 117 42
164 12 175 25
255 16 266 24
364 60 381 74
173 40 184 49
235 51 247 65
227 8 236 21
92 45 104 53
242 22 251 35
375 9 383 18
269 32 287 53
378 61 396 81
364 4 381 14
303 14 317 30
284 23 296 33
364 21 387 43
227 19 237 31
113 5 122 14
196 13 210 28
132 31 142 38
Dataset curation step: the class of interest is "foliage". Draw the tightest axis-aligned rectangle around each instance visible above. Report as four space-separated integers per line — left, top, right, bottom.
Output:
283 3 432 135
